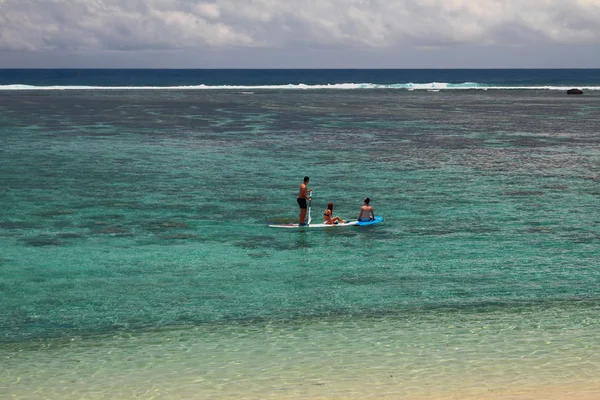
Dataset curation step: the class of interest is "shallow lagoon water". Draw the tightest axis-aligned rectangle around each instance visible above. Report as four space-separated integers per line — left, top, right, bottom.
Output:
3 305 600 399
1 89 600 398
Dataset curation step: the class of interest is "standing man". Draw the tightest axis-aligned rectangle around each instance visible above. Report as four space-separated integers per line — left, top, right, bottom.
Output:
297 176 312 225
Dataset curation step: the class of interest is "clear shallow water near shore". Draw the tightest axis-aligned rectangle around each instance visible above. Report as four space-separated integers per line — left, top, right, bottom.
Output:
3 305 600 399
1 84 600 398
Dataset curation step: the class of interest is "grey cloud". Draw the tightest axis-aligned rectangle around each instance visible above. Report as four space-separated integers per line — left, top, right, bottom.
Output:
1 0 599 52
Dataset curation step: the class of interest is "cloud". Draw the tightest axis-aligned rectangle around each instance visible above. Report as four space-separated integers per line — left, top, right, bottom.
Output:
1 0 599 52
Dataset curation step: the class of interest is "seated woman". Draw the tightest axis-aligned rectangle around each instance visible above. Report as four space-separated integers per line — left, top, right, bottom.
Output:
358 197 375 222
324 202 346 224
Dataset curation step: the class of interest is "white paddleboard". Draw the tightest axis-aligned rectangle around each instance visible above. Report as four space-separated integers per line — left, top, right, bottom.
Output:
269 216 383 229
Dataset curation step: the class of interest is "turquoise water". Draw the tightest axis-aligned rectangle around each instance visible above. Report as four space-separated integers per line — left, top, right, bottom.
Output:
1 89 600 398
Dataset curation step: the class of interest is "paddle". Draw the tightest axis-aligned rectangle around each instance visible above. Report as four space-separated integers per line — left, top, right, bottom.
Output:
307 190 313 225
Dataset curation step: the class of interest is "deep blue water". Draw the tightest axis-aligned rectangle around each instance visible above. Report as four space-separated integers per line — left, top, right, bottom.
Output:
1 68 599 88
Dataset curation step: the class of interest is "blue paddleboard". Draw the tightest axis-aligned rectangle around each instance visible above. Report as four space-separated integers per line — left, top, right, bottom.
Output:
269 216 383 229
348 216 384 226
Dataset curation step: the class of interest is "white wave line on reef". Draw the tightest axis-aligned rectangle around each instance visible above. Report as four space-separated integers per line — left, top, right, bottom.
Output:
0 83 598 91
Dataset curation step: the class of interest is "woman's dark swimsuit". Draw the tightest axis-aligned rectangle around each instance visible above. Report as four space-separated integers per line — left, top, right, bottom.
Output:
324 210 336 224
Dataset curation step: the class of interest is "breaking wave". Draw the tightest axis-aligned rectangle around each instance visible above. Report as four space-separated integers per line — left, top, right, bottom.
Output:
1 82 598 91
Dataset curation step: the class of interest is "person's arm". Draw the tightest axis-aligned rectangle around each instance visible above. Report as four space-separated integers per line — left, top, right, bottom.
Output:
300 185 310 200
369 207 375 219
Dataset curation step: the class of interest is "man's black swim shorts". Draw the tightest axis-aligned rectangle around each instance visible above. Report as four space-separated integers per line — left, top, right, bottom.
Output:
297 198 307 209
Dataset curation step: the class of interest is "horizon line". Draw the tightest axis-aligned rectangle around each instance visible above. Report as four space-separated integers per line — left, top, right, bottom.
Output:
1 67 600 70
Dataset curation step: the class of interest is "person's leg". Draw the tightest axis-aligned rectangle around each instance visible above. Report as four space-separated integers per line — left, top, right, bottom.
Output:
297 198 307 225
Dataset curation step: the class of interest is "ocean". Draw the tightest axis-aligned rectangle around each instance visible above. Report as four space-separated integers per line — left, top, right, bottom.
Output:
1 69 600 399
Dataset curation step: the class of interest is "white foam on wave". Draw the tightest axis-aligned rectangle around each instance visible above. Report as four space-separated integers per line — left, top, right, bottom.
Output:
0 83 598 91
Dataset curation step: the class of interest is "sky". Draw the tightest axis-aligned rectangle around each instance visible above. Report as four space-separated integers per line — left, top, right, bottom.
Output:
1 0 599 68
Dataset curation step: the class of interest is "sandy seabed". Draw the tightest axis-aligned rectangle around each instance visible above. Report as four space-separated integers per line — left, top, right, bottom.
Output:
3 310 600 399
4 378 600 400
